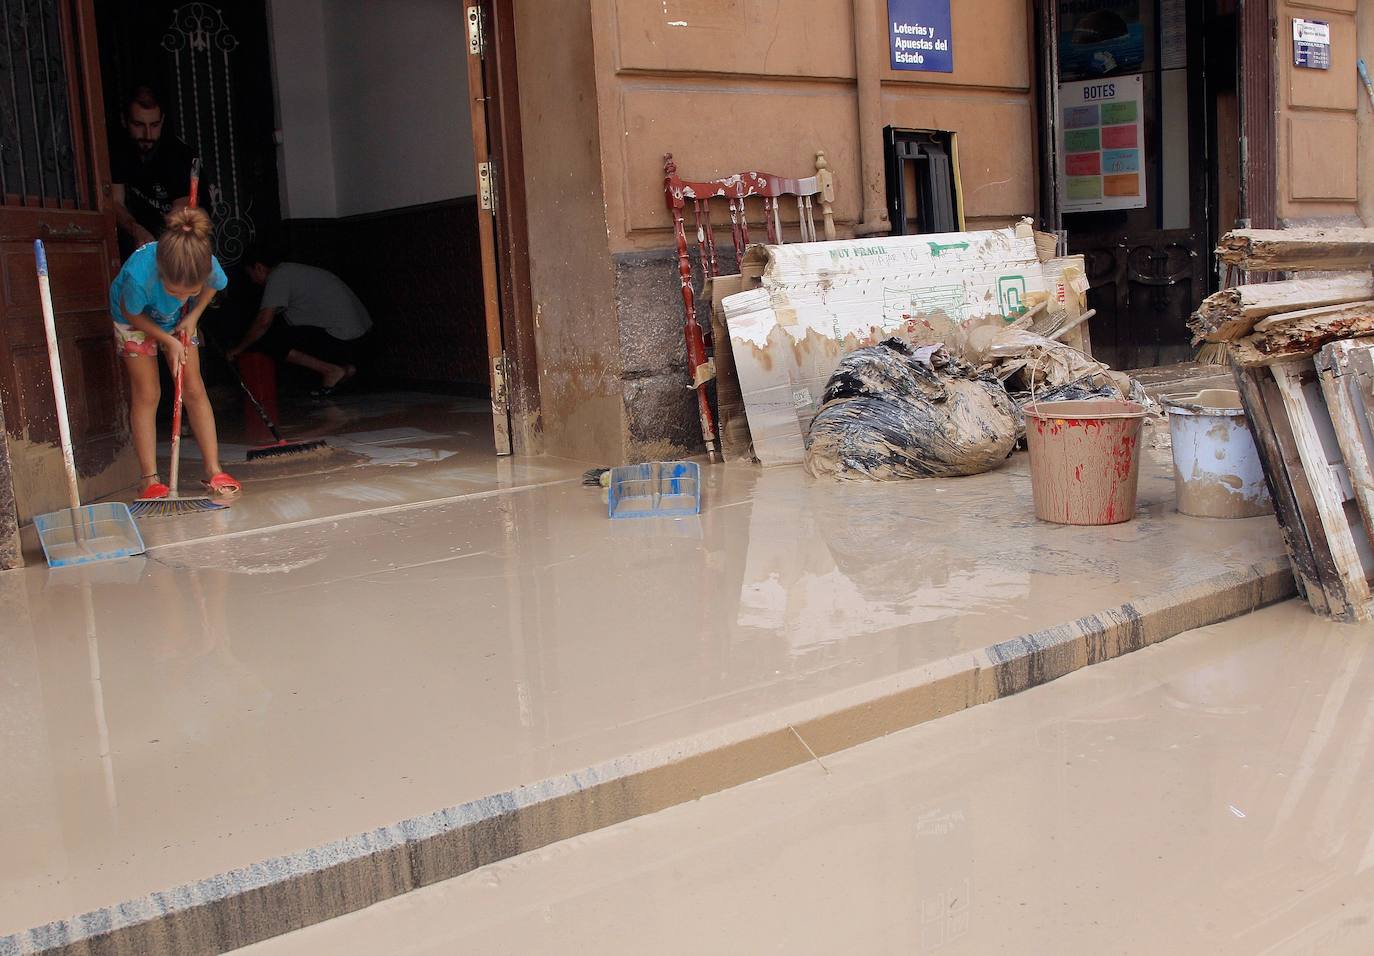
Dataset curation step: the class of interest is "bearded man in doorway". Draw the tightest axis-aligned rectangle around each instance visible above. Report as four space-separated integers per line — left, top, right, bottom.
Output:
110 85 199 260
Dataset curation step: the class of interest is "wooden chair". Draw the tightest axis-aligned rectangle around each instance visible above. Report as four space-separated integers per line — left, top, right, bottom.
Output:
664 151 837 459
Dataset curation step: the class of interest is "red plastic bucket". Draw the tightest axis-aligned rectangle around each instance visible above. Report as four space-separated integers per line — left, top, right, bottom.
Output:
238 351 278 445
1023 400 1148 525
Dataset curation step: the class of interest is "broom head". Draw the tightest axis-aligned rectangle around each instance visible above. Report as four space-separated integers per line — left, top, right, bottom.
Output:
246 438 329 462
1195 342 1229 367
129 495 225 518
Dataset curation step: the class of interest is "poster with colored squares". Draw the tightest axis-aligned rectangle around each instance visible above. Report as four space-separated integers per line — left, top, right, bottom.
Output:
1058 74 1147 212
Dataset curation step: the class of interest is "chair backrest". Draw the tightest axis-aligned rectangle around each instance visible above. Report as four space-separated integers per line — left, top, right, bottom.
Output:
663 151 837 280
661 151 837 461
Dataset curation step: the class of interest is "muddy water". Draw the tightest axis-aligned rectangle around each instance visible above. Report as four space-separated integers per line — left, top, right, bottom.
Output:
0 430 1286 938
125 394 592 553
243 601 1374 955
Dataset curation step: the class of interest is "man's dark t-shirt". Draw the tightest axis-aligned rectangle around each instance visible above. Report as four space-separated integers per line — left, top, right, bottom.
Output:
110 135 195 243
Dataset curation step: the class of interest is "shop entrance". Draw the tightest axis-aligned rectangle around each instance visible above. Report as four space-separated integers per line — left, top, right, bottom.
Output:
91 0 511 451
1044 0 1239 370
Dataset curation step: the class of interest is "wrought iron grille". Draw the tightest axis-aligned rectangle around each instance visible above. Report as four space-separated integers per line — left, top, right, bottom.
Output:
162 2 253 264
0 0 80 206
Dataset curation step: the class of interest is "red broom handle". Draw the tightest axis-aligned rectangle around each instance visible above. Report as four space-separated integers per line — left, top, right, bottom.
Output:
167 330 189 495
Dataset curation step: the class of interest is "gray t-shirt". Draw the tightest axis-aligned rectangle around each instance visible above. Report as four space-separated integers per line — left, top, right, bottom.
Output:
260 263 373 341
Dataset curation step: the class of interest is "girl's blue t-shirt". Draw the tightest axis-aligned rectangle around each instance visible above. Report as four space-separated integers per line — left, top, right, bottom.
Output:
109 243 228 331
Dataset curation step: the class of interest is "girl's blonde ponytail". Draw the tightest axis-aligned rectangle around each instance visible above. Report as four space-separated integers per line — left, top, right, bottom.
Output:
156 207 214 287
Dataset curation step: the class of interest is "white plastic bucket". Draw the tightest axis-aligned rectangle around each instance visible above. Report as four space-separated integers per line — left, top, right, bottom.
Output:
1163 389 1273 519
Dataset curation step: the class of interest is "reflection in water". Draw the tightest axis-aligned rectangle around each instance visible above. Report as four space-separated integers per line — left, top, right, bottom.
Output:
738 470 1031 655
0 446 1287 940
230 604 1374 955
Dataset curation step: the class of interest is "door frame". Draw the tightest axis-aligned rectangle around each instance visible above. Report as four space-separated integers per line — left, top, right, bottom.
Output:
1237 0 1278 229
1033 0 1062 233
465 0 540 456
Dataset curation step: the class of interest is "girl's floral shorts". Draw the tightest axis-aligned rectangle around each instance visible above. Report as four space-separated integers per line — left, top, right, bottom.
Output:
113 325 200 357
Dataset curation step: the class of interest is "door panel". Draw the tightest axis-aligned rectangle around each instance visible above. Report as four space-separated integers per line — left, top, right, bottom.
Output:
0 0 130 522
1081 230 1204 368
1 237 108 310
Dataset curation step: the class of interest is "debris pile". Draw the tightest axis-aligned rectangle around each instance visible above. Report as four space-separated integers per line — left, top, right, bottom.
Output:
1198 226 1374 621
962 316 1146 417
805 340 1018 480
717 220 1146 470
714 221 1088 467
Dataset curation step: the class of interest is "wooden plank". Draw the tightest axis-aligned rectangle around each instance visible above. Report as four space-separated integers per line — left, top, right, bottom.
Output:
1232 363 1329 614
1229 304 1374 366
1217 227 1374 271
1315 341 1374 557
707 276 755 462
1342 345 1374 528
1272 359 1373 619
1189 276 1374 343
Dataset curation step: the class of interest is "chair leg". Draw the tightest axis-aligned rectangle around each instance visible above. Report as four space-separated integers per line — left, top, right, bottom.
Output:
673 210 719 459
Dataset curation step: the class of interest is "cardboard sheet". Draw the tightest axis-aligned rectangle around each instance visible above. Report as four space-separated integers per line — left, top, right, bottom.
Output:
722 224 1089 465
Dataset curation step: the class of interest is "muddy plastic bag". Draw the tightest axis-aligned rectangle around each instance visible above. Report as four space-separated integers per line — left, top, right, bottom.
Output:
805 339 1018 480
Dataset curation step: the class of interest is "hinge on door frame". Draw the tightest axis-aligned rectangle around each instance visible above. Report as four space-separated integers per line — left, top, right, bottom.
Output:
466 5 485 57
478 160 495 212
491 350 510 409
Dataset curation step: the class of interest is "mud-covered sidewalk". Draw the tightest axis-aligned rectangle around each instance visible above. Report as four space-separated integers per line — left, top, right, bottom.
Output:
0 420 1291 955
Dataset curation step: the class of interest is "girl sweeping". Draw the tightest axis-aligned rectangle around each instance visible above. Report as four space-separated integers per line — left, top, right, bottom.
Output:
110 206 241 501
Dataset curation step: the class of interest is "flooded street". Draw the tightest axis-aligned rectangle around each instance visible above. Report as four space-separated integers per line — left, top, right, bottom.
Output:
244 600 1374 955
0 431 1288 949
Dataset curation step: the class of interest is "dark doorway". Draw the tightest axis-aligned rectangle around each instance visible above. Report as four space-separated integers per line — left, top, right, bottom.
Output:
93 0 280 321
93 1 280 260
1052 0 1226 370
91 0 502 449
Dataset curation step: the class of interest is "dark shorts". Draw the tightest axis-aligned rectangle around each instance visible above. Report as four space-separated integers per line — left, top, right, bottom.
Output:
253 316 363 367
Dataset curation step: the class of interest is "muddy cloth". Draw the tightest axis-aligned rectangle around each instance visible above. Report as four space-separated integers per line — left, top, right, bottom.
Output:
805 339 1018 480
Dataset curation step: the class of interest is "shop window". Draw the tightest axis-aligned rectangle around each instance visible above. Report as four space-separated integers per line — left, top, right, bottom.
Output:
883 128 963 235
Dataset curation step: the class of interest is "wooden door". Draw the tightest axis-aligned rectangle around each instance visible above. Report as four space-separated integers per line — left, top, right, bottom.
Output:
465 1 513 456
0 0 129 523
465 0 538 457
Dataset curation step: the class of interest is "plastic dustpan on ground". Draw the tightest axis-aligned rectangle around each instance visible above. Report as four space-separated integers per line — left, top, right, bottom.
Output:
608 461 701 518
31 238 145 567
35 502 146 568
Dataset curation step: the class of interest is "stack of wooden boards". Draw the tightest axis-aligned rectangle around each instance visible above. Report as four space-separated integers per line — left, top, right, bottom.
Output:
1190 227 1374 621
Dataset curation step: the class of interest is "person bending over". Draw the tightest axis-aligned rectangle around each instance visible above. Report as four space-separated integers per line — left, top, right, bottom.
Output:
229 251 372 395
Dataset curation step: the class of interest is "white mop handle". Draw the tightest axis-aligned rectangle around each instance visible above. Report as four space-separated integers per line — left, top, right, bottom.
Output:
35 240 83 516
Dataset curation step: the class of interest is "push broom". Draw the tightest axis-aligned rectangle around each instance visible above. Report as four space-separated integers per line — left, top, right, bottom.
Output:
130 159 224 517
128 327 224 518
204 332 328 461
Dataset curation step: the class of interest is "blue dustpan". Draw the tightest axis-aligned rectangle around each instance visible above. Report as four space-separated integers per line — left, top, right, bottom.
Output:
608 461 702 519
32 240 145 567
34 502 145 568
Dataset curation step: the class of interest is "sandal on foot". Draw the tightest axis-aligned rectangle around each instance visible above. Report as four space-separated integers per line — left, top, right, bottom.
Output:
138 482 170 500
202 472 242 498
312 365 357 397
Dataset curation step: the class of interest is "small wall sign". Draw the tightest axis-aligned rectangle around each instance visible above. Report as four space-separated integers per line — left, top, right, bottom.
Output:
1293 18 1331 70
888 0 953 73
